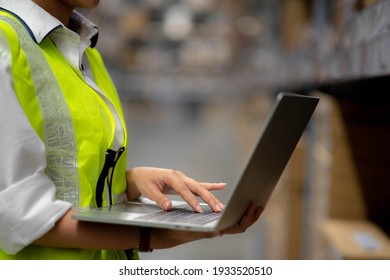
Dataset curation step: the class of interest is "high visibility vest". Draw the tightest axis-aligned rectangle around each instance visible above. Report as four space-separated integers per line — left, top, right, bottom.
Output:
0 11 138 259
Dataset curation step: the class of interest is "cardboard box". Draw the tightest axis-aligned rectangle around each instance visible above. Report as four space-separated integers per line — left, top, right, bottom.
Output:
321 219 390 259
301 92 368 259
280 0 311 51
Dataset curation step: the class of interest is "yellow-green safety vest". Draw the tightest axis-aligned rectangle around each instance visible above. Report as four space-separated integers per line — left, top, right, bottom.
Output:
0 10 138 260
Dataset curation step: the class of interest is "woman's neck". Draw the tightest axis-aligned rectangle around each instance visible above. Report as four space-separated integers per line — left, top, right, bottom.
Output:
33 0 74 26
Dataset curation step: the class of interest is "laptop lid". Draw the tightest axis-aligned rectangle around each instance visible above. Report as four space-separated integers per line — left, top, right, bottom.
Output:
215 92 319 230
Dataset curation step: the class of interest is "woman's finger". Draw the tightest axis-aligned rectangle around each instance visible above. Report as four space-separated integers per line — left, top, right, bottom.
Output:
174 171 225 212
162 170 205 213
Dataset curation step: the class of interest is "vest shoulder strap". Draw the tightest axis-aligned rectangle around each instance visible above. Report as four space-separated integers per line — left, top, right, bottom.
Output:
0 12 80 207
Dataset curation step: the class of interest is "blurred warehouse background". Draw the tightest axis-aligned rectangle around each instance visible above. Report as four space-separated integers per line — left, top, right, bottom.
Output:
79 0 390 260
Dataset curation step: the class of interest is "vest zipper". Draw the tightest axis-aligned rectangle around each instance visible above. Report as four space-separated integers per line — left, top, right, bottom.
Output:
95 147 125 208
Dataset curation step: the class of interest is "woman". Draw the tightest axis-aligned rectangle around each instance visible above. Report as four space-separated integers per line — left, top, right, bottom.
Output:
0 0 263 260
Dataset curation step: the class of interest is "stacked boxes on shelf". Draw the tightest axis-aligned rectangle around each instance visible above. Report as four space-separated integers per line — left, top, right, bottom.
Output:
302 92 368 259
322 0 390 81
303 92 390 259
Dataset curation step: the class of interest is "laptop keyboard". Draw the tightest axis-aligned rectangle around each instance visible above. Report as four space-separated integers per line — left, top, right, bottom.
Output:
135 206 221 225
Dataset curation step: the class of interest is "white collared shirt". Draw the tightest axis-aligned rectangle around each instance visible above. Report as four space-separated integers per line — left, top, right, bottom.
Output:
0 0 119 254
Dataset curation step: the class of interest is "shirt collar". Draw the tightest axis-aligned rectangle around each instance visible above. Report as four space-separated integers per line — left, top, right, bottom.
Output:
0 0 98 47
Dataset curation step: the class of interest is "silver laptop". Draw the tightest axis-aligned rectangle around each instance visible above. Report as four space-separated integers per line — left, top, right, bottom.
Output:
72 92 319 232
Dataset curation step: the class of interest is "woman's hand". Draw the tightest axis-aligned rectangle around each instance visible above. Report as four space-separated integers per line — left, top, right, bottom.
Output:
126 167 226 213
149 202 264 250
219 202 263 235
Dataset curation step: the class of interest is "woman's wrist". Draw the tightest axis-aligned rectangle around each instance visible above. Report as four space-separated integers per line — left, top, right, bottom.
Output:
126 169 142 200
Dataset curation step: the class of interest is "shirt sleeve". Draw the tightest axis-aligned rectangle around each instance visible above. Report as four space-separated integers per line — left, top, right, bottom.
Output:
0 30 72 255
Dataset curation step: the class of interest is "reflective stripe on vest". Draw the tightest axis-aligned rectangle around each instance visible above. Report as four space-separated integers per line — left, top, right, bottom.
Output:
0 13 80 206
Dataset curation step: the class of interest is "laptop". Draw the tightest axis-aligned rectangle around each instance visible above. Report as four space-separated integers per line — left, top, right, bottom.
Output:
72 92 319 232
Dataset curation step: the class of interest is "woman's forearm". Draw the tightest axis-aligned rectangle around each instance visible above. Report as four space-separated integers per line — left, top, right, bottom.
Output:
33 209 140 250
